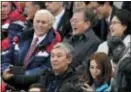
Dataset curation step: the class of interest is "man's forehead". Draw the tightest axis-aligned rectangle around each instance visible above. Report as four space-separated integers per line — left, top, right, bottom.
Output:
2 1 11 5
51 48 66 53
73 12 84 18
35 13 49 19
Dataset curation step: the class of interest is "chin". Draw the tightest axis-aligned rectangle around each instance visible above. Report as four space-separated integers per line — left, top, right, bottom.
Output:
72 31 79 35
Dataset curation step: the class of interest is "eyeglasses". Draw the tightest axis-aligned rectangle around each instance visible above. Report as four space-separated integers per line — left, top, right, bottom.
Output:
109 21 121 25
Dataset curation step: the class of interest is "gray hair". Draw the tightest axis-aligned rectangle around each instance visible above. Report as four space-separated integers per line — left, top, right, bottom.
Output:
73 8 95 26
35 9 55 25
53 42 74 57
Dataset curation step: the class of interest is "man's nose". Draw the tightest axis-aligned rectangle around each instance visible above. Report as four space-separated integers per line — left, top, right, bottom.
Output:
38 22 43 27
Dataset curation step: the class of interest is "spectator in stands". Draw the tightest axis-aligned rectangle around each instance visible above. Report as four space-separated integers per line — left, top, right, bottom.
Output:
2 42 78 92
111 43 131 92
63 1 73 18
1 78 6 92
1 1 26 50
2 9 61 76
19 2 26 12
45 1 72 39
95 1 118 23
87 1 118 41
97 9 131 75
122 1 131 13
66 8 101 74
23 1 45 31
28 83 46 92
73 1 86 12
78 52 112 92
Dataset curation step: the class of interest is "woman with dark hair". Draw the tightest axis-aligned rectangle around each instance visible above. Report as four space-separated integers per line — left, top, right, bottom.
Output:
97 9 131 76
78 52 112 92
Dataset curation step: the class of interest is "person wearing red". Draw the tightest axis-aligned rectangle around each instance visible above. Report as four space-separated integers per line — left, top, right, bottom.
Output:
2 10 61 76
1 1 26 51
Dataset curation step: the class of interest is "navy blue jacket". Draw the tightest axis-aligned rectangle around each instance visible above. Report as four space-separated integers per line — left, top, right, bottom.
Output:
2 28 61 75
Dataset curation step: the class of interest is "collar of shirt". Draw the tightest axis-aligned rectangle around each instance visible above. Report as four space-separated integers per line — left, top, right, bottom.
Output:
32 33 47 45
53 9 65 30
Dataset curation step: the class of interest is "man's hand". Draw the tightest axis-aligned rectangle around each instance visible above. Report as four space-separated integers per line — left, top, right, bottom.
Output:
2 67 13 80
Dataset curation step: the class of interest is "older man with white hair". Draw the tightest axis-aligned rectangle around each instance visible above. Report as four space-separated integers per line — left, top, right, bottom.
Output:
2 9 61 76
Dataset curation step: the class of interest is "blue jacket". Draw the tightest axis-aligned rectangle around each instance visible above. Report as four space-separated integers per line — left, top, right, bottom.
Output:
8 20 25 43
2 28 61 75
95 82 110 92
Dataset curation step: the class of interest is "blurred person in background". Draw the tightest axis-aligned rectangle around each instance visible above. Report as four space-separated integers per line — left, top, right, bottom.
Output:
73 1 86 12
122 1 131 13
111 42 131 92
87 1 118 41
45 1 72 39
18 2 26 12
1 1 26 51
23 1 46 31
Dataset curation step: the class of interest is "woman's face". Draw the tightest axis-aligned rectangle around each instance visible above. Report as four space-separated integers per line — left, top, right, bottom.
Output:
89 60 101 81
109 16 126 36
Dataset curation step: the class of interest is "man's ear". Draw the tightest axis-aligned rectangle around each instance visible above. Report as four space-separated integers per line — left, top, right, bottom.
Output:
85 21 91 29
67 56 72 64
124 25 127 31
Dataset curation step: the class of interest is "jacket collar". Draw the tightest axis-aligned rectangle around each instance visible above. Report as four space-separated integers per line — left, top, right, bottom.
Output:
48 67 75 80
71 28 94 41
37 28 55 49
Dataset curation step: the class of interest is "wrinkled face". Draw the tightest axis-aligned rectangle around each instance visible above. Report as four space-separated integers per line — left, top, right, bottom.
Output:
25 2 38 20
89 60 101 81
2 2 12 20
45 2 61 15
70 12 89 35
33 13 51 36
109 16 126 36
51 48 71 74
29 88 41 92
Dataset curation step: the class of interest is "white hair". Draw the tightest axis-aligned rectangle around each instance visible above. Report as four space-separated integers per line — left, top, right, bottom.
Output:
53 42 74 57
35 9 55 25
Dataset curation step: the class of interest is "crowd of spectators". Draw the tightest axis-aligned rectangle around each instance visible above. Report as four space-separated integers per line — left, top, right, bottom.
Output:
1 1 131 92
